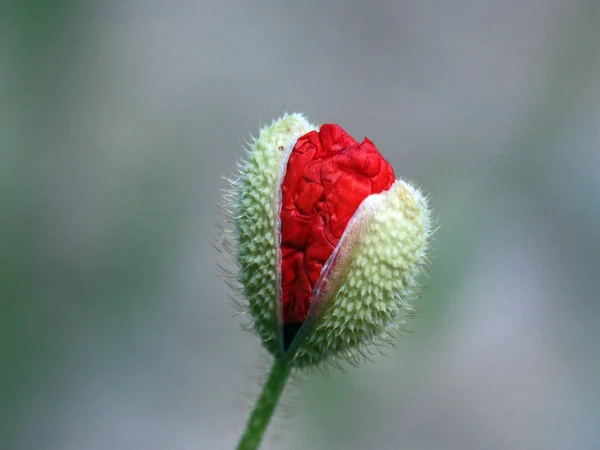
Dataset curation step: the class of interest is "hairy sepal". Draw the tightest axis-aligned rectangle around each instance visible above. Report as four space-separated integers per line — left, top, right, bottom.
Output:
289 179 432 367
233 114 317 356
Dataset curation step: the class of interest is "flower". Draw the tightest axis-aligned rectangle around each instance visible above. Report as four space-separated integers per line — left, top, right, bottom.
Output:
223 113 432 368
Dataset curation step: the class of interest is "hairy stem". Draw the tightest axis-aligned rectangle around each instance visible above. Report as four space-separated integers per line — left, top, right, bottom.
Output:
237 357 292 450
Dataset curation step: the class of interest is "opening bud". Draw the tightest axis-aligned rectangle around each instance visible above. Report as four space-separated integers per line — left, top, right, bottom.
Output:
225 113 432 367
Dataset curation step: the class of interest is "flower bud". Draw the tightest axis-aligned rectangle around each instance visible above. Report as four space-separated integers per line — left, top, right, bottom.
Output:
224 113 432 367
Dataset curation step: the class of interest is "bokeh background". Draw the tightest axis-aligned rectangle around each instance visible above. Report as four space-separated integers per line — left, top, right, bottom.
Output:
2 1 599 449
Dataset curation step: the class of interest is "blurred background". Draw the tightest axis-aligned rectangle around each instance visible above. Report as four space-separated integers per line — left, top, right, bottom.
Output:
1 1 599 449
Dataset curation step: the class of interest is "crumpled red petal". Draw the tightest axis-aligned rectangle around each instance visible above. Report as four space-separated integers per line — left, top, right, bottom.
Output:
279 124 395 327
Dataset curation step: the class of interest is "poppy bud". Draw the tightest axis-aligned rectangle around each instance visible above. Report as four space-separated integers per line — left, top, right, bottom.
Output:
225 113 431 367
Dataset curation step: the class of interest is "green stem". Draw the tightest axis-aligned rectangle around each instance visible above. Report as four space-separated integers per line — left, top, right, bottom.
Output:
237 357 292 450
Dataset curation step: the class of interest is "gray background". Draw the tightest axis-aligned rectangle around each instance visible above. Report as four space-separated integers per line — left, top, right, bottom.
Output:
2 1 599 449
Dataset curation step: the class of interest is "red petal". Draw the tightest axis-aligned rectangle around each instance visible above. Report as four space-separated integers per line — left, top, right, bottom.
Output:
279 124 395 326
